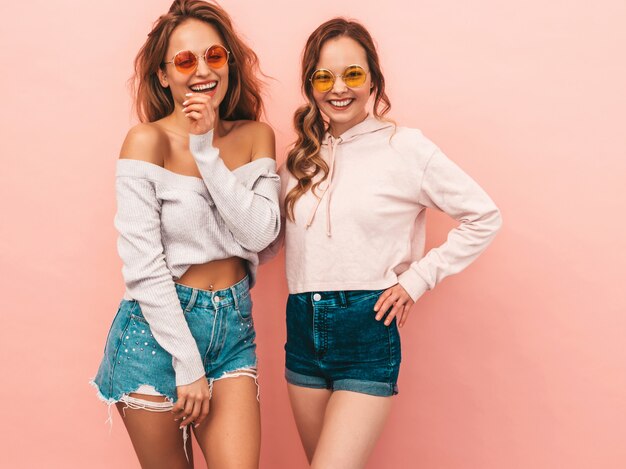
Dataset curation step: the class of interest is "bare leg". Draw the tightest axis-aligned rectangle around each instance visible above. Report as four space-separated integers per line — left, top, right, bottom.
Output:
193 376 261 469
311 390 393 469
116 394 193 469
287 383 333 463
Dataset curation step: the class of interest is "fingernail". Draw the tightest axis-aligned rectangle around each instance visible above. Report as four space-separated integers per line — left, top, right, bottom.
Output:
185 93 193 96
375 316 381 321
182 100 188 105
194 423 200 428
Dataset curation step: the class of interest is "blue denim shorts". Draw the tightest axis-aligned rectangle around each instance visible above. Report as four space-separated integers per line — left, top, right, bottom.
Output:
92 276 257 404
285 290 401 397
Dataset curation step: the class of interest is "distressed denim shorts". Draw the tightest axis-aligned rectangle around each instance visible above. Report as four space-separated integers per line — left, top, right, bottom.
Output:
285 289 401 397
91 276 257 406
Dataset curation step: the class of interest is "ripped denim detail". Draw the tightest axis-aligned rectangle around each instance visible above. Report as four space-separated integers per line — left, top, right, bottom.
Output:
91 277 259 461
215 366 260 401
90 366 259 463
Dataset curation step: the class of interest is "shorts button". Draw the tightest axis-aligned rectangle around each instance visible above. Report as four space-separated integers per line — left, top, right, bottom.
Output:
312 293 322 301
214 295 221 303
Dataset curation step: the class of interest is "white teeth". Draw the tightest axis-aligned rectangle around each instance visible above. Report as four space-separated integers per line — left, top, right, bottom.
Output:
330 99 352 107
190 82 217 91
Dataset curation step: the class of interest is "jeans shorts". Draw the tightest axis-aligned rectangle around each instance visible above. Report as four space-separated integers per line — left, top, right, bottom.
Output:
91 276 257 404
285 289 401 397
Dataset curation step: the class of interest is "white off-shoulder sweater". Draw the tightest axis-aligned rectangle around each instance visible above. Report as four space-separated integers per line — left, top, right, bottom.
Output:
115 130 280 386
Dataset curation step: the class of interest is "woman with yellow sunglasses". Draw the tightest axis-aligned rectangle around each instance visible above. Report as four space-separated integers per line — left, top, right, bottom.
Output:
91 1 280 467
263 18 502 468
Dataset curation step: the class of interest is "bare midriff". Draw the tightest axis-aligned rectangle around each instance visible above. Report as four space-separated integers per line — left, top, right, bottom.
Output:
177 257 247 291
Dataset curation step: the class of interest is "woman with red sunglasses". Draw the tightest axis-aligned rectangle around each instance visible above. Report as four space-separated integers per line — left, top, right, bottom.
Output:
263 18 502 468
91 1 279 467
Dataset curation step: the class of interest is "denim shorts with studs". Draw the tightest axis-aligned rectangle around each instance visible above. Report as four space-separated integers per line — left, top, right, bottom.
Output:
91 276 257 408
285 289 401 397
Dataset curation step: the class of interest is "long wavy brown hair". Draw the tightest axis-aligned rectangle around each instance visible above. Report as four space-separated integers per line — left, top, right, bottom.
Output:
285 18 391 221
132 0 263 122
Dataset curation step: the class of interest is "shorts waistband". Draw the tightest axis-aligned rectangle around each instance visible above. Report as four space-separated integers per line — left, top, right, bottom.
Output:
291 289 384 308
174 275 249 310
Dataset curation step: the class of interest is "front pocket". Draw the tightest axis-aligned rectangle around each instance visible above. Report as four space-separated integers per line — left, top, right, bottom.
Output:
129 313 149 324
235 293 253 321
347 289 385 306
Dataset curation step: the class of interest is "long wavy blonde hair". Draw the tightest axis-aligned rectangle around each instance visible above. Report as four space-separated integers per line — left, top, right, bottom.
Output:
285 18 391 221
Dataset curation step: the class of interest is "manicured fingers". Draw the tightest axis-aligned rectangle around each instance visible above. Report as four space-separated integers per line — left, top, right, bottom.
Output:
182 103 209 116
182 102 210 111
375 297 400 324
173 394 195 427
398 304 411 328
183 110 204 120
374 290 396 319
396 309 404 328
182 93 215 134
177 397 194 422
373 289 390 313
179 399 200 429
385 300 405 326
195 397 211 428
173 377 212 428
172 397 186 420
182 93 210 104
182 93 212 114
374 284 415 327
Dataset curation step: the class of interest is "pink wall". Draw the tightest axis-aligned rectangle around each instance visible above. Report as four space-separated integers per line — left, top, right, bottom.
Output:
1 0 624 467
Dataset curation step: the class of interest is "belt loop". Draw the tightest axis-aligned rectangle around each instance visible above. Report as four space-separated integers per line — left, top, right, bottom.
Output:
185 289 198 312
231 286 239 310
338 291 347 307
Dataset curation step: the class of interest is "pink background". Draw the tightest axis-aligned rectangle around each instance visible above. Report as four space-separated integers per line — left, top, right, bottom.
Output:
1 0 625 467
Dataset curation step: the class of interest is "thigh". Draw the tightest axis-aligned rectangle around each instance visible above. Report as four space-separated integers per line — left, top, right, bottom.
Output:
116 394 193 469
193 376 260 469
312 390 393 469
287 383 332 464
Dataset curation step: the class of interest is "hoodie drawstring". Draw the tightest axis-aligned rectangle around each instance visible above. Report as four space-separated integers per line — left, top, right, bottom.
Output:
306 135 341 236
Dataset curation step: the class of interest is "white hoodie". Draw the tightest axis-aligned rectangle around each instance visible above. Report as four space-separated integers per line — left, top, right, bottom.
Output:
264 115 502 302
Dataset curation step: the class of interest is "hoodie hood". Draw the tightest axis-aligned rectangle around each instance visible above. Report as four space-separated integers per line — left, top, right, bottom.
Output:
321 114 395 146
306 115 395 236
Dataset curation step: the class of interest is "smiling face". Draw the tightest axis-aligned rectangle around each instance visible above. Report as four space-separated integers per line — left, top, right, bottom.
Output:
311 36 372 137
159 18 229 113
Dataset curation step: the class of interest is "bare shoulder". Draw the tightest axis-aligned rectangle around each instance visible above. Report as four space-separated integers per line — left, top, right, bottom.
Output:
233 120 276 161
119 123 169 166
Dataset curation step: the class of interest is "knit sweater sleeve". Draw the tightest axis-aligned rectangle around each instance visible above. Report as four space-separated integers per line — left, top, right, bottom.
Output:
189 130 281 253
258 163 290 264
397 149 503 301
115 167 205 386
258 220 285 264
